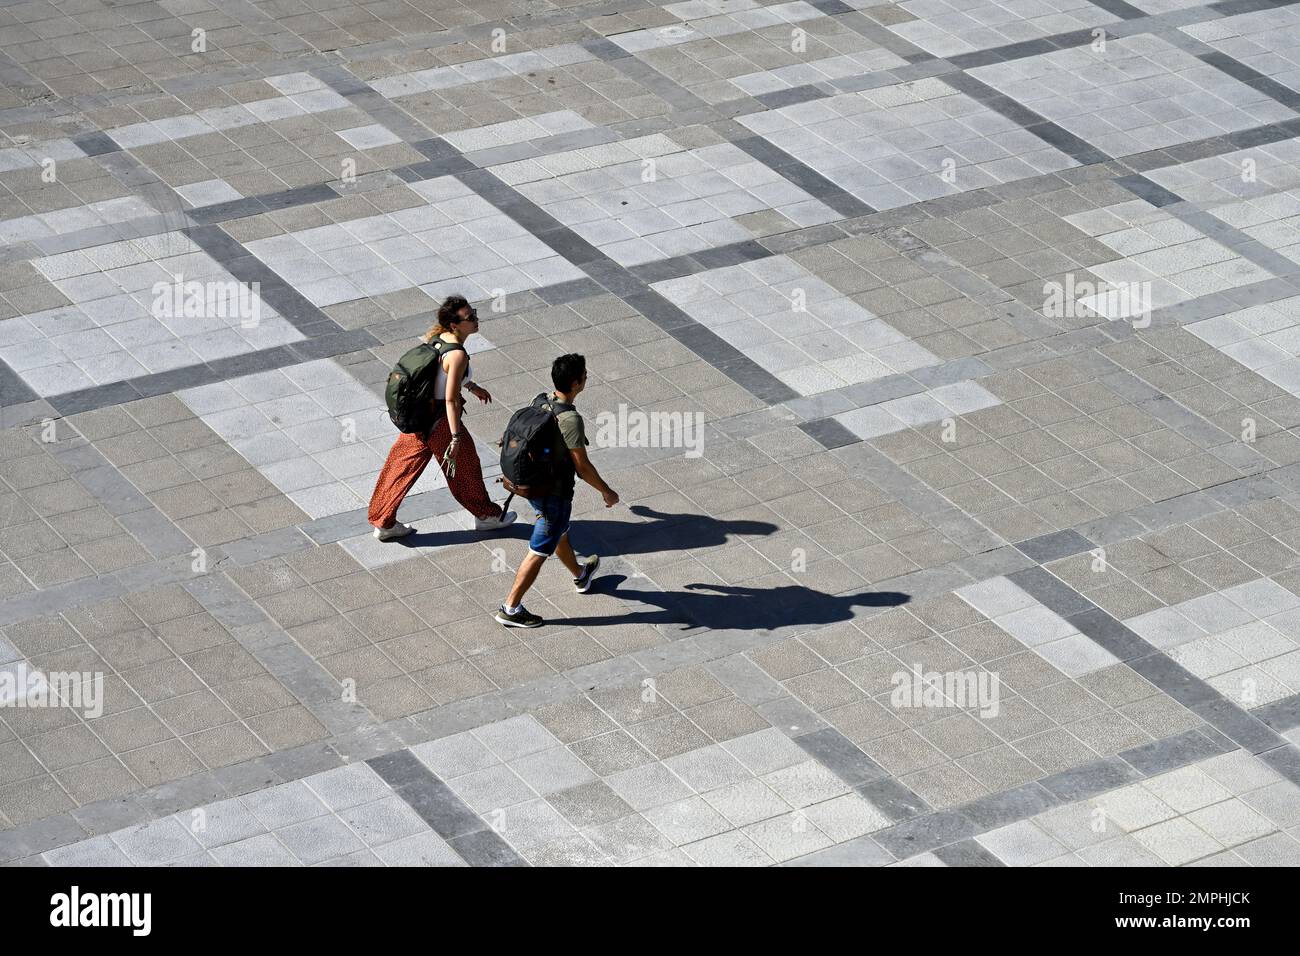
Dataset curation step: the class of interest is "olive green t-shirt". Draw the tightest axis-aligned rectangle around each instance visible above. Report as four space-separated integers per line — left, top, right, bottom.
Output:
555 407 586 452
542 394 586 498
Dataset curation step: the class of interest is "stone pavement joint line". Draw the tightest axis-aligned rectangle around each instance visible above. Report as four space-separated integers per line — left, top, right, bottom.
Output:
5 0 1300 867
314 64 802 406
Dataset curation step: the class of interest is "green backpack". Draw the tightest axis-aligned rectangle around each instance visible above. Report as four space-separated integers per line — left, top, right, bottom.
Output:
384 339 465 435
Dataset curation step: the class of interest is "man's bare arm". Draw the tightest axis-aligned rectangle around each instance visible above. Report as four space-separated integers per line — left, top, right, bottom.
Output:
570 446 618 507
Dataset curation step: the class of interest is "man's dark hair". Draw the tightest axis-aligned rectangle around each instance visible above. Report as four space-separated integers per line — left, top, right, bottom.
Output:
552 353 586 394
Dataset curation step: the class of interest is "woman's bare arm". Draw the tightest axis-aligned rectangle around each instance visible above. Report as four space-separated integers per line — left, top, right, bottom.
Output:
443 349 467 435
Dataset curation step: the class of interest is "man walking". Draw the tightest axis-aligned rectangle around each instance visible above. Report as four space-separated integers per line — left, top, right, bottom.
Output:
496 354 619 628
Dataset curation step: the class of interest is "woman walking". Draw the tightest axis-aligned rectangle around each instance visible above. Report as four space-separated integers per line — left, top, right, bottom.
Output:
368 295 516 541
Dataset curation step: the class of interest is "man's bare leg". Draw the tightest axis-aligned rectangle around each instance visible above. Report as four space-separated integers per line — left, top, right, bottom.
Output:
506 553 546 608
505 533 580 607
554 532 580 576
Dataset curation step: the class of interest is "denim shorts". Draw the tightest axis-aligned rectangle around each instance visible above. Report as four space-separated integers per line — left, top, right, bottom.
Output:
527 495 572 557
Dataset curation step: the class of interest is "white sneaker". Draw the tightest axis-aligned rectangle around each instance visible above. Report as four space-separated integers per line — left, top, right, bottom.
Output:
475 511 517 532
373 521 415 541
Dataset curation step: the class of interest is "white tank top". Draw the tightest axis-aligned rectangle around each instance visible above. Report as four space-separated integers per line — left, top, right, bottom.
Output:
432 339 470 401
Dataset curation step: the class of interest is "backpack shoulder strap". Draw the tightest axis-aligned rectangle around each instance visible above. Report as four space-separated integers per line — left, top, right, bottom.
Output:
430 338 466 358
535 392 573 415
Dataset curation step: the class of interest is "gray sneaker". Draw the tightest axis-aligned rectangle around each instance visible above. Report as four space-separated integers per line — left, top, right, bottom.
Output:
574 554 600 593
495 605 543 628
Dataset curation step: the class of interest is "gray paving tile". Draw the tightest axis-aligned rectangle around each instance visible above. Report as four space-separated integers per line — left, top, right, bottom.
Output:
10 0 1300 871
933 839 1006 867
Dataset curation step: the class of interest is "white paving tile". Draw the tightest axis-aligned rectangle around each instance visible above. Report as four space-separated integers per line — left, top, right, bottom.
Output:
737 77 1077 209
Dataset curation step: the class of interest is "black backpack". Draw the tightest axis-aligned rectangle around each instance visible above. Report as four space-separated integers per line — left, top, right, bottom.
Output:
498 393 573 498
384 338 465 435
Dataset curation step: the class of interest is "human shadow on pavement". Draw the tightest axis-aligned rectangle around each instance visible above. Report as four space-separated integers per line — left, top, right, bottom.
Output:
396 503 779 555
556 574 910 632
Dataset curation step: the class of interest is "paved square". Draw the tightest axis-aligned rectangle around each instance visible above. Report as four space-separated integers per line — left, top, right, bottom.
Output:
738 78 1080 209
3 0 1300 869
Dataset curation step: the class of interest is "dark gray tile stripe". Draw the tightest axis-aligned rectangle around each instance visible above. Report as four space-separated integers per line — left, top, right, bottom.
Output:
1116 175 1300 279
795 728 888 785
182 224 351 337
628 252 708 284
872 726 1235 861
1197 50 1300 112
833 9 935 59
184 572 383 738
832 60 955 96
1211 0 1300 12
693 238 773 269
946 40 1043 71
1039 755 1142 801
187 183 340 225
0 357 38 409
940 71 1112 167
1252 691 1300 733
534 275 608 305
1190 698 1283 754
315 64 434 142
44 330 378 416
314 67 802 406
47 430 194 558
578 36 627 62
806 0 857 15
447 828 530 866
962 781 1060 829
0 240 36 266
872 809 980 857
8 26 1292 322
1258 745 1300 783
797 417 861 450
10 3 1300 858
0 566 1266 867
367 748 528 866
933 838 1006 866
1155 118 1300 169
70 130 120 157
1110 173 1181 208
782 212 1296 455
762 221 854 255
755 84 832 110
1007 564 1300 777
792 728 936 828
732 135 875 218
452 179 800 404
602 48 713 113
15 125 381 419
463 127 619 168
855 776 934 824
675 113 1300 278
72 131 188 218
785 372 922 422
780 470 1299 861
1121 726 1235 775
1015 529 1095 563
1086 0 1148 18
